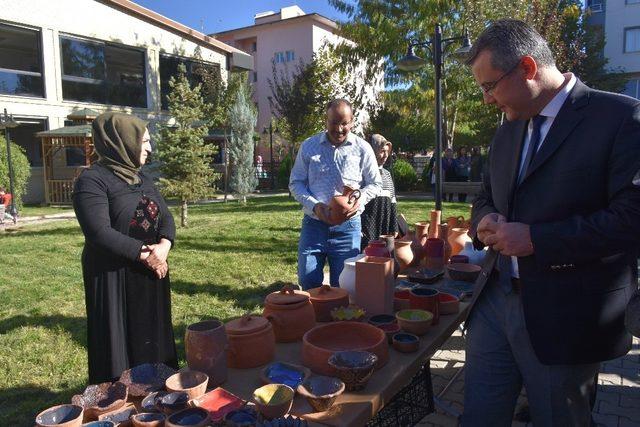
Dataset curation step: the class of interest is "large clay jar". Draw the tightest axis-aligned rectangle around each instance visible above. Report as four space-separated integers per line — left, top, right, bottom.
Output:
446 215 465 229
185 319 228 387
225 315 275 369
414 221 429 248
428 210 441 238
448 228 472 257
406 232 423 266
328 185 361 225
364 239 391 258
339 254 365 303
308 284 350 322
425 238 445 271
438 224 452 263
394 240 414 272
263 286 316 342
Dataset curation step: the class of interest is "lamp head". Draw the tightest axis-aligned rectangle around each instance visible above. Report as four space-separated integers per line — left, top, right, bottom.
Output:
452 30 472 59
397 44 427 71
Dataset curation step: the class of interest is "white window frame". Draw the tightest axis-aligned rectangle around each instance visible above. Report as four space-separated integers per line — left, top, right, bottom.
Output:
624 27 640 53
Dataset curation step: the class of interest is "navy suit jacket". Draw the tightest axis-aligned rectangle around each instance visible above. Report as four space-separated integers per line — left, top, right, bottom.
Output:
471 79 640 364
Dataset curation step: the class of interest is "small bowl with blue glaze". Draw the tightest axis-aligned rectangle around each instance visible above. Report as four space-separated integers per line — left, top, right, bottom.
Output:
223 407 258 427
260 361 311 390
392 333 420 353
166 407 210 427
297 375 345 412
158 391 189 414
35 404 83 427
81 421 115 427
327 350 378 391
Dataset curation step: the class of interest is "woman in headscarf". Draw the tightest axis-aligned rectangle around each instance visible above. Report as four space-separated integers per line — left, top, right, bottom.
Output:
360 134 399 249
73 112 177 384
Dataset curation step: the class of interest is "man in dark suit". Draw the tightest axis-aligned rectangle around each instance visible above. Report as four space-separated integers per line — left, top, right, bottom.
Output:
463 20 640 425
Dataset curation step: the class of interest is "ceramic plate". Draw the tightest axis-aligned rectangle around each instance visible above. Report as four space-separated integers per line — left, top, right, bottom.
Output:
407 268 444 284
442 281 474 299
190 387 245 422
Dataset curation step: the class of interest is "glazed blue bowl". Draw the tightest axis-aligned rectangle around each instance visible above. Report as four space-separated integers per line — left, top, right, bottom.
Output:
327 351 378 391
35 404 83 426
167 407 210 426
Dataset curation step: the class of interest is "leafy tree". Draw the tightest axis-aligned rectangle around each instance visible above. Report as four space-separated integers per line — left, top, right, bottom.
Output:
0 135 30 211
157 63 216 227
228 82 258 203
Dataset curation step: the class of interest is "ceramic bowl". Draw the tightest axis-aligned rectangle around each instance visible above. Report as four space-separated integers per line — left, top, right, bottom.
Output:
223 407 258 427
97 404 137 425
367 314 396 327
81 421 115 427
260 361 311 389
377 322 401 344
297 376 345 412
131 412 166 427
396 309 434 336
157 391 190 414
438 292 460 315
327 351 378 391
36 404 83 427
406 268 444 284
329 305 366 321
71 382 128 420
119 363 177 397
449 254 469 264
189 387 245 423
253 384 295 420
446 263 481 282
392 333 420 353
165 407 210 427
141 391 166 413
165 371 208 400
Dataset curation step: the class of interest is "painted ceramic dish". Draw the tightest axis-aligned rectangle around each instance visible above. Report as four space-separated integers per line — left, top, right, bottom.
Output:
392 333 419 353
407 268 444 284
223 407 258 427
446 263 481 282
119 363 177 397
189 387 245 422
157 391 189 414
260 362 311 389
327 350 378 391
35 404 83 427
165 407 210 427
71 382 128 420
329 305 366 321
297 376 345 412
396 309 434 336
253 384 295 420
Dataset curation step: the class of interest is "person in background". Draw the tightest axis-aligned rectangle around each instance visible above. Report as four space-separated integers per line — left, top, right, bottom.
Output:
360 134 398 249
443 148 456 202
469 146 484 183
73 112 177 383
454 146 471 202
0 187 14 223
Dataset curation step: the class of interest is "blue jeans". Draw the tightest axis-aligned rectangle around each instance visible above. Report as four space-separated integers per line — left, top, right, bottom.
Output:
297 215 361 290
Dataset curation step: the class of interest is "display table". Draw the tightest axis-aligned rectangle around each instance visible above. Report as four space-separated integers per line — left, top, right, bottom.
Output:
223 283 471 427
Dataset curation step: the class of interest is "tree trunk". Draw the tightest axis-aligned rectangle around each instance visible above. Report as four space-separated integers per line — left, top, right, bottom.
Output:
242 195 247 204
181 199 188 227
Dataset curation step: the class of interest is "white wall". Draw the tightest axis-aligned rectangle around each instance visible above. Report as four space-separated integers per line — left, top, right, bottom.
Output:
604 0 640 73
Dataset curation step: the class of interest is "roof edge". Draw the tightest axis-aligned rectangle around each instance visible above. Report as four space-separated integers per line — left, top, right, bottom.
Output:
212 13 338 37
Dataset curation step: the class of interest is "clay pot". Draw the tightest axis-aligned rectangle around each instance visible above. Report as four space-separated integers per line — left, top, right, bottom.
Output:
165 371 208 400
252 384 294 420
355 256 394 315
185 319 227 387
301 321 389 376
394 240 414 272
378 322 401 343
450 254 469 264
448 228 471 257
327 351 378 391
393 289 411 311
446 263 481 282
424 238 445 271
392 333 420 353
263 285 316 342
97 404 137 425
428 210 441 238
131 412 166 427
414 221 429 248
225 314 275 368
35 404 83 427
166 407 210 427
71 382 127 421
364 239 391 258
308 284 350 322
396 309 434 336
438 292 460 315
328 185 361 225
339 254 365 303
409 287 440 325
439 224 452 263
446 215 466 229
297 376 345 413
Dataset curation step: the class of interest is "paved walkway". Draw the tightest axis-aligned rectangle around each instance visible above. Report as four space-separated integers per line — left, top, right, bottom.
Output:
419 331 640 426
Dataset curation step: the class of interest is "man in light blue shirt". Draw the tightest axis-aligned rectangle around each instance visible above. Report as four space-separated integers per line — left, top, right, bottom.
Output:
289 99 382 290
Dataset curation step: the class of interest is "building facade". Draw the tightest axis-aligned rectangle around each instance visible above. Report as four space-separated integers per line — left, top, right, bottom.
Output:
0 0 251 204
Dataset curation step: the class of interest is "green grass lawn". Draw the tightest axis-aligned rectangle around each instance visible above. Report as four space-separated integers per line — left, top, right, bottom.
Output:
0 196 470 426
19 205 75 218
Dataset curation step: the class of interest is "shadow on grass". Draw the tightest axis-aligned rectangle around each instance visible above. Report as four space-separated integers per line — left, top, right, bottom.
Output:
188 201 299 215
0 384 83 427
171 280 291 310
177 233 299 254
0 314 86 348
2 223 80 238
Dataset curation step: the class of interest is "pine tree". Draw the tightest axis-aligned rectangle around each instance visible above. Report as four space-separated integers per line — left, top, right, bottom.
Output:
157 63 216 226
228 82 257 204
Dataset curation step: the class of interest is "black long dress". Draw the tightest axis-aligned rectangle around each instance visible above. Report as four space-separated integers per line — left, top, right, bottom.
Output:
360 166 398 249
73 164 177 384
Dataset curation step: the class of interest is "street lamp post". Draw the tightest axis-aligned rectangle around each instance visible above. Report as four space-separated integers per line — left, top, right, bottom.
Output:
397 23 471 211
0 109 20 224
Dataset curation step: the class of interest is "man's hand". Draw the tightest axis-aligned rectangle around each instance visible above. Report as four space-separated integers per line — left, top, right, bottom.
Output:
476 213 506 244
144 238 172 269
313 202 332 224
484 222 534 257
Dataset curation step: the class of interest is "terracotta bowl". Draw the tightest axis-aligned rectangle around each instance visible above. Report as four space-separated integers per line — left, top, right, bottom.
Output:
165 371 208 400
260 361 311 389
446 263 481 282
119 363 177 398
396 309 434 336
131 412 166 427
438 292 460 315
377 322 401 344
71 381 128 420
327 351 378 391
97 404 137 425
81 421 115 427
329 305 366 322
165 407 210 427
252 384 295 420
297 376 345 412
392 333 420 353
302 321 388 376
157 391 189 414
367 314 396 327
35 404 83 427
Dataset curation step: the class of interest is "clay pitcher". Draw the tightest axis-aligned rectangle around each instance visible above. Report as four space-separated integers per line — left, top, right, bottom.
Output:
448 227 472 257
446 215 465 229
438 224 452 263
394 239 414 272
414 221 429 248
428 210 441 238
328 185 361 225
185 319 228 387
408 231 424 266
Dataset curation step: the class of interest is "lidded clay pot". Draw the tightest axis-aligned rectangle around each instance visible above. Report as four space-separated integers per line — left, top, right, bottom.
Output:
263 285 316 342
308 284 350 322
225 314 275 369
328 185 361 225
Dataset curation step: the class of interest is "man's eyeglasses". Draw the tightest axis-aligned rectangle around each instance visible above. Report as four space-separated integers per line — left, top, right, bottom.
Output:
479 61 520 96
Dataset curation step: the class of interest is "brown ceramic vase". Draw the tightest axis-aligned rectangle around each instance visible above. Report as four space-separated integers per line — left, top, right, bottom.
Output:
308 284 350 322
448 227 471 257
394 239 414 272
185 319 227 387
225 314 275 368
428 210 441 238
263 285 316 342
438 223 452 263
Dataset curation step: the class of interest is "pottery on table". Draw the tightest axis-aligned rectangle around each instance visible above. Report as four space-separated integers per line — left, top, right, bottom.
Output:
458 241 488 265
157 392 190 414
327 351 378 391
438 292 460 315
223 407 258 427
446 263 481 282
36 404 84 427
393 239 414 272
328 185 361 225
301 321 388 376
259 362 311 389
414 221 429 249
449 254 469 264
377 322 401 344
409 287 440 325
448 227 471 257
189 387 245 423
165 371 208 400
141 391 166 413
446 215 466 229
225 314 275 369
297 376 345 412
308 284 350 322
364 239 391 258
165 407 210 427
97 403 137 425
119 363 177 398
329 305 366 322
428 210 441 238
71 382 128 421
131 412 166 427
185 319 228 387
263 285 316 342
338 253 365 303
367 313 396 327
424 238 445 271
379 234 395 255
393 289 412 311
355 256 394 315
438 224 452 263
396 309 434 336
81 421 115 427
406 267 444 285
407 232 424 266
392 333 420 353
253 384 295 420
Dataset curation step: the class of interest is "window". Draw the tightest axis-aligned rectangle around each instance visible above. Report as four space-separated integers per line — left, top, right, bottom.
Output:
286 50 295 62
60 36 146 107
274 52 285 63
587 0 605 11
624 27 640 53
0 23 44 97
251 42 257 52
159 54 220 110
623 79 640 99
10 118 47 166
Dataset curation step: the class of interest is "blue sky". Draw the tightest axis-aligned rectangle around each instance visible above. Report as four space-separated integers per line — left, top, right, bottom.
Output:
134 0 350 34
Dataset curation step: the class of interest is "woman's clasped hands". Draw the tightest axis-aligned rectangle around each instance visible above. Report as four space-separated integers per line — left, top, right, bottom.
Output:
139 238 172 279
